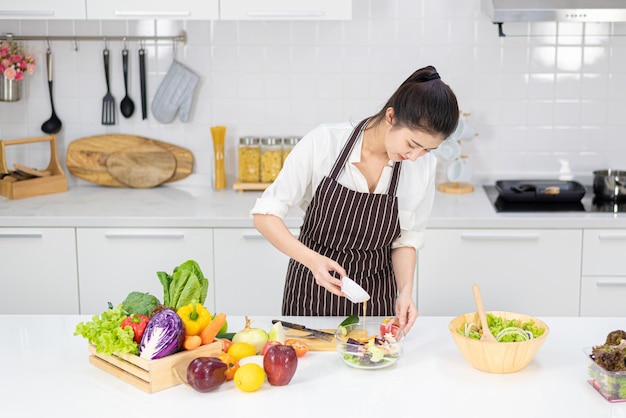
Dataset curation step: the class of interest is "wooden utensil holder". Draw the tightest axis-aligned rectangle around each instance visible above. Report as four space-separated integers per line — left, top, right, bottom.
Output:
0 135 68 199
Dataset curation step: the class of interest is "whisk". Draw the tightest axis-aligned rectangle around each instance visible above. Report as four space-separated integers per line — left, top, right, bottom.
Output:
210 126 227 190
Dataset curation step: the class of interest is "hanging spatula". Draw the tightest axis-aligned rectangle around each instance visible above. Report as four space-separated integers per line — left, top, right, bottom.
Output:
101 48 116 125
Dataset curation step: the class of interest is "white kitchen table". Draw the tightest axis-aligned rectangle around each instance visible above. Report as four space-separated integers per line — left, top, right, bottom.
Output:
2 315 625 418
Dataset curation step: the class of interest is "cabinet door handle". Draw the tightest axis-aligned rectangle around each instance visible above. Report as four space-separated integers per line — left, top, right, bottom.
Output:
0 10 55 16
460 233 540 241
0 231 43 238
247 10 325 18
596 279 626 287
104 232 185 239
242 233 299 240
114 10 191 17
598 233 626 241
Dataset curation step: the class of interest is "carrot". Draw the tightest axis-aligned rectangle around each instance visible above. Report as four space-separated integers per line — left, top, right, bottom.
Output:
183 335 202 351
200 313 227 345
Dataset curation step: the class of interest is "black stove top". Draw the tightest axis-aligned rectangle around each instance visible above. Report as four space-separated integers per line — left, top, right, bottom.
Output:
483 185 626 213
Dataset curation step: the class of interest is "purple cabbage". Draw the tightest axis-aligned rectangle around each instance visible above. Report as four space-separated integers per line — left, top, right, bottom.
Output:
139 308 185 360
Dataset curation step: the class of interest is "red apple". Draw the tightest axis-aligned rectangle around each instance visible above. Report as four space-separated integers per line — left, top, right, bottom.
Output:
261 340 282 356
187 357 227 392
263 344 298 386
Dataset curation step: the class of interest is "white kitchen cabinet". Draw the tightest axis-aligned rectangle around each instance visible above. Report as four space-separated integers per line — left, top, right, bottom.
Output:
0 228 79 314
85 0 219 20
580 229 626 316
417 229 582 316
0 0 86 19
220 0 352 20
76 228 214 314
213 228 297 316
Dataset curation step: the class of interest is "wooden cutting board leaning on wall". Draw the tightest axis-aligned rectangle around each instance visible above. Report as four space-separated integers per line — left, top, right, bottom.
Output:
66 134 194 188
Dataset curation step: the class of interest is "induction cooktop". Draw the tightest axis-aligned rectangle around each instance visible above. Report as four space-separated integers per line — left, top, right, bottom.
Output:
483 185 626 213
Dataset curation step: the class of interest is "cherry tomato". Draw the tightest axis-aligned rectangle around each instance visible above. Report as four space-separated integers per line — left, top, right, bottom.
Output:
217 352 240 381
284 339 309 358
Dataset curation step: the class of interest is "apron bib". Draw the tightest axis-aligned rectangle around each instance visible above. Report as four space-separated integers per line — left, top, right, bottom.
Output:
282 118 402 316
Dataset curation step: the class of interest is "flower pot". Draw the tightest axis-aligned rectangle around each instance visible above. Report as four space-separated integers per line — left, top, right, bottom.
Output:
0 75 22 102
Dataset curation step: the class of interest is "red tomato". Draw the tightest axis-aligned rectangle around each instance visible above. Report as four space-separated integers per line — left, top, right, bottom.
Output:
262 341 282 356
217 353 239 381
284 339 309 358
380 317 402 339
219 338 232 353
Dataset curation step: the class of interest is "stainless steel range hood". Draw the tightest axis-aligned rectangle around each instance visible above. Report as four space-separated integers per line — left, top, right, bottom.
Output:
482 0 626 23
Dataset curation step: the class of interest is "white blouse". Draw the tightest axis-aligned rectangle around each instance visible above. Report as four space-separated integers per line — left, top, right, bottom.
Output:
250 122 438 251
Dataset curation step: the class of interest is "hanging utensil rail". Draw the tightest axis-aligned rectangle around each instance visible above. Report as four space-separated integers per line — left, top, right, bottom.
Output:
0 31 186 45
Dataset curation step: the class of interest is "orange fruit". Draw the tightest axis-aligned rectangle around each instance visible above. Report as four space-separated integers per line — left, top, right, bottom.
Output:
227 342 256 361
233 363 265 392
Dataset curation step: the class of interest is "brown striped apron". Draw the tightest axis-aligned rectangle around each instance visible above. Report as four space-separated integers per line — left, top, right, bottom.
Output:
282 118 402 316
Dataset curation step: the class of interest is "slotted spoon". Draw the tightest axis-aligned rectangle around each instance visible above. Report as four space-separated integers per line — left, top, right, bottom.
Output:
101 48 115 125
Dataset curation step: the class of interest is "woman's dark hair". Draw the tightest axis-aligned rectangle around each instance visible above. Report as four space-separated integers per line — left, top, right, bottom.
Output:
370 65 459 139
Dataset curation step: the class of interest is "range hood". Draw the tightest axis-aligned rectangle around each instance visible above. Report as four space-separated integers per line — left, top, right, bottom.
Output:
482 0 626 23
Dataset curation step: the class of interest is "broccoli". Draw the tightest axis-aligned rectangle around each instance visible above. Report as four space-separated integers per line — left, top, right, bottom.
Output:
121 291 160 317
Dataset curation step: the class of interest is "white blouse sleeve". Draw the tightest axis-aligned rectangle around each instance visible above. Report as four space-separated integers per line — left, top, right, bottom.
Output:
391 153 438 251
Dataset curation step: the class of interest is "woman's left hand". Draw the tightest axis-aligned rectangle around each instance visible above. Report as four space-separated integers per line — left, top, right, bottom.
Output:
395 292 418 334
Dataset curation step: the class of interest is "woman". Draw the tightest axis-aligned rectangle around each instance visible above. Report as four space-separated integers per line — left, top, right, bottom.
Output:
251 65 459 334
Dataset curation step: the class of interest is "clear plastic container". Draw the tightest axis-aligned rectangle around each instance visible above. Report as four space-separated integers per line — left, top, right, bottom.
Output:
238 137 260 183
282 136 301 164
260 137 282 183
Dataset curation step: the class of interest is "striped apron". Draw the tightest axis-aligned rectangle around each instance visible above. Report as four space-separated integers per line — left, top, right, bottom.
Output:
282 118 402 316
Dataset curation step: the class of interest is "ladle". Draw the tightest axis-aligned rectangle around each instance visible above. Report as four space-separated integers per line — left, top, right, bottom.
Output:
472 284 498 342
41 47 62 134
120 48 135 118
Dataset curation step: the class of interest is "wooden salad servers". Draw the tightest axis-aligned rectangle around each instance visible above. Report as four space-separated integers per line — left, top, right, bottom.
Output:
472 284 498 342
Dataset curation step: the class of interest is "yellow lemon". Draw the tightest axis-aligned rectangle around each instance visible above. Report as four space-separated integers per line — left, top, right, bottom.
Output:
227 342 256 361
234 363 265 392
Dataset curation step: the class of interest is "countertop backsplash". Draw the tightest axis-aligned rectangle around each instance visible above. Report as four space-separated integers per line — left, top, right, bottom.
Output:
1 0 626 191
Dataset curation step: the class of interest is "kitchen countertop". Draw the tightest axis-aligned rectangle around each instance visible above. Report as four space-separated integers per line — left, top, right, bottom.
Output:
3 314 625 418
0 179 625 228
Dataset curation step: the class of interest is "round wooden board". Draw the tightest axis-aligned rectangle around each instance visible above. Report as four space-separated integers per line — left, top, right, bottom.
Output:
437 182 474 194
106 147 176 188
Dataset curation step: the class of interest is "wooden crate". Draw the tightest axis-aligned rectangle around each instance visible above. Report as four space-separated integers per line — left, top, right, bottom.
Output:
0 135 68 199
88 340 223 393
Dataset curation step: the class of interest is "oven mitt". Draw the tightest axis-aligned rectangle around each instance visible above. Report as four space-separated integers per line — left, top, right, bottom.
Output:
151 60 199 124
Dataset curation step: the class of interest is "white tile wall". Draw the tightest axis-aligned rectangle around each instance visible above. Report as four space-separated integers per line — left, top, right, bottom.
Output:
1 0 626 188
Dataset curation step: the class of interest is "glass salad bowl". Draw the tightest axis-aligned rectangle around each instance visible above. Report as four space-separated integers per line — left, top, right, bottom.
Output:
335 320 405 369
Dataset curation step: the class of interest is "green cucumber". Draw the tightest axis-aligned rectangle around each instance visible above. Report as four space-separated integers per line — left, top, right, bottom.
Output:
337 315 360 335
215 332 236 341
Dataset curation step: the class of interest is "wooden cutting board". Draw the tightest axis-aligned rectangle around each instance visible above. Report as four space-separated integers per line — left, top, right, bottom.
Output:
66 134 194 188
285 328 336 351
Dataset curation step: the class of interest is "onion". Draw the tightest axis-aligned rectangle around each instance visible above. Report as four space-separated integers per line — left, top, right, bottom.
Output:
232 316 268 354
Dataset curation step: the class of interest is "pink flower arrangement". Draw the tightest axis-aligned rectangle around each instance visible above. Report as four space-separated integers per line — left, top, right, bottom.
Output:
0 42 36 81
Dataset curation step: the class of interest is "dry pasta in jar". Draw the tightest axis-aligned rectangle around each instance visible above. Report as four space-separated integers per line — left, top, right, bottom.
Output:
238 137 260 182
260 137 282 183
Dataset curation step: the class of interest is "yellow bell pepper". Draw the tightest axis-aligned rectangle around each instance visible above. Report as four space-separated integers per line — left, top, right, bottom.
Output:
177 302 211 336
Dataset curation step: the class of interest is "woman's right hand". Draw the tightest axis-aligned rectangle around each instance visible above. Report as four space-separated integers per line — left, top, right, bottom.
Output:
306 254 346 297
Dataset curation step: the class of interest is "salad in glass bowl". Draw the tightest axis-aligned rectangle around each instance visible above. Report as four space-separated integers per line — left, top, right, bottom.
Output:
335 320 405 369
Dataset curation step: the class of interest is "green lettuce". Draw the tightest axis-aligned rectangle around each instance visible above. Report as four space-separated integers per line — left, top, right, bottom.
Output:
157 260 209 311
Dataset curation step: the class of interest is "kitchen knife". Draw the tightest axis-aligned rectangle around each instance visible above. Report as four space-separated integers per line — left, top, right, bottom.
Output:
272 320 334 342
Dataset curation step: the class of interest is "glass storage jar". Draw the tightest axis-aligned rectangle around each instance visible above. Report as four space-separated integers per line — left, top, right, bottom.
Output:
282 136 301 164
260 137 282 183
238 137 260 183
